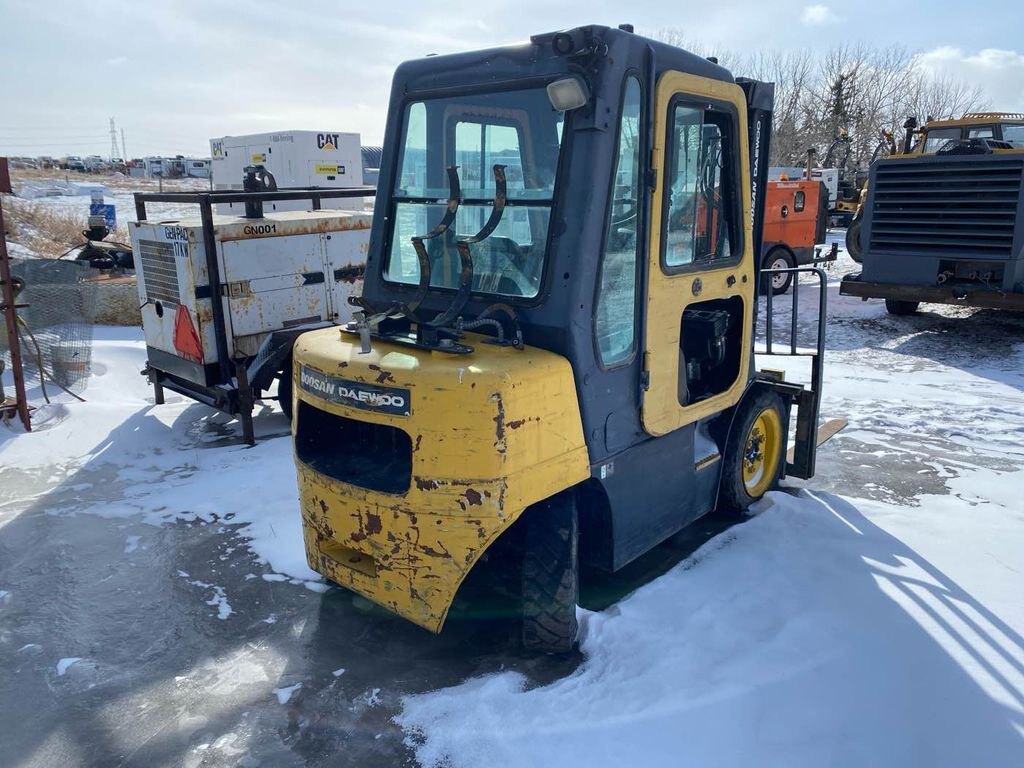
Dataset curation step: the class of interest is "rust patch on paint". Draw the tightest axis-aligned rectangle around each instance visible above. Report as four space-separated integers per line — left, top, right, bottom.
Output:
491 392 507 454
365 511 382 536
368 363 396 385
419 541 451 559
415 477 440 491
507 418 526 430
464 488 482 506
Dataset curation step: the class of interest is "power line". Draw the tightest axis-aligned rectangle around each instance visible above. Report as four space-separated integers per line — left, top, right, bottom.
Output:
0 137 110 144
0 127 113 134
0 141 109 149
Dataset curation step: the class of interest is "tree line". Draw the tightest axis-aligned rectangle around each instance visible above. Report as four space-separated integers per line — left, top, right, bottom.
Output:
651 31 989 172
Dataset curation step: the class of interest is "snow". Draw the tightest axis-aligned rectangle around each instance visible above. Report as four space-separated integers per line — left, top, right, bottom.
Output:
56 658 82 676
272 682 302 705
396 238 1024 768
2 233 1023 766
398 484 1024 768
0 327 323 593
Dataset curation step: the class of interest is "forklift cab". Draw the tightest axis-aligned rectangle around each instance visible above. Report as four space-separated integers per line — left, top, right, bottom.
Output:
292 25 825 652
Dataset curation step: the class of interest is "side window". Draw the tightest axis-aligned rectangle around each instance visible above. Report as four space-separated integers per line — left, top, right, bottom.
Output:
663 104 736 270
968 127 994 140
595 77 642 366
794 190 805 213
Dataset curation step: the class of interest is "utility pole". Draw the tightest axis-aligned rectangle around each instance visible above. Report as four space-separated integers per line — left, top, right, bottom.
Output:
109 117 119 160
121 128 128 161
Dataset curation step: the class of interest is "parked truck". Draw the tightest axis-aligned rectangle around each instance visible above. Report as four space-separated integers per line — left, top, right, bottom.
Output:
841 113 1024 314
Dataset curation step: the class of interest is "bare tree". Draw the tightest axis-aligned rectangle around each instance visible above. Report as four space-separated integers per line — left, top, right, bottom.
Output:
648 32 992 171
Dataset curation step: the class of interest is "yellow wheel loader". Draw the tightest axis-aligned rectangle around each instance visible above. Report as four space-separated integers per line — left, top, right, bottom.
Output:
291 24 831 652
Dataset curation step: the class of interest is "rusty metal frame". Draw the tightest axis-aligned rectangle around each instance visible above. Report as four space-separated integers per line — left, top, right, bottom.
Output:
134 186 375 445
840 276 1024 311
0 169 32 431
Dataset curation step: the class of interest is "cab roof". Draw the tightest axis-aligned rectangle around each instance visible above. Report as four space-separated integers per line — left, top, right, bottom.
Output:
391 24 735 94
924 112 1024 130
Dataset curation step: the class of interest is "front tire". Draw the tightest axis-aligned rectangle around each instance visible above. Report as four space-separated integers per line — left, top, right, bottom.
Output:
521 492 578 654
846 217 863 264
719 390 786 512
885 299 919 316
761 248 795 296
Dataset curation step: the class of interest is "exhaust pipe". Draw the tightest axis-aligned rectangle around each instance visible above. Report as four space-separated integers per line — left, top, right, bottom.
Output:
242 165 277 219
902 116 918 154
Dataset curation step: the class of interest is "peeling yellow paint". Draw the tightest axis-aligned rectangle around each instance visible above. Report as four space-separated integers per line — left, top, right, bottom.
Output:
292 329 590 632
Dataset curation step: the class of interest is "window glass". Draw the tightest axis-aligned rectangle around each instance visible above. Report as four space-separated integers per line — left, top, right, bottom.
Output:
1000 124 1024 147
794 190 805 213
923 127 961 153
968 127 994 139
386 88 564 299
663 105 734 269
397 102 426 189
595 77 642 366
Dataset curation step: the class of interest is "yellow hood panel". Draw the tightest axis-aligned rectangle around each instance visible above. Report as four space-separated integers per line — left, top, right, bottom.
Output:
293 327 590 631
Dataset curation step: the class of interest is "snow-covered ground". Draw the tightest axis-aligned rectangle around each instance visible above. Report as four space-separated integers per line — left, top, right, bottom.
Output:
2 328 319 591
397 243 1024 767
1 235 1023 766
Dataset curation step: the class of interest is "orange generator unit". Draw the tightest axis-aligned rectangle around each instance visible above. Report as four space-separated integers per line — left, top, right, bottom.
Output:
761 179 829 294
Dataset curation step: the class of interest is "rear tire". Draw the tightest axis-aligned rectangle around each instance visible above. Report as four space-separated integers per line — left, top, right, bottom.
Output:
719 390 786 513
885 299 919 316
521 493 578 654
761 248 795 296
277 357 294 421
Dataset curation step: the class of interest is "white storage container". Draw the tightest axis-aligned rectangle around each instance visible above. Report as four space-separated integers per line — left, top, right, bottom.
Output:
210 131 363 214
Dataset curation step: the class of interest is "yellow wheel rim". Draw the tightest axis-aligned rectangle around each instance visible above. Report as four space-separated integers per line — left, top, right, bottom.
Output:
742 407 782 497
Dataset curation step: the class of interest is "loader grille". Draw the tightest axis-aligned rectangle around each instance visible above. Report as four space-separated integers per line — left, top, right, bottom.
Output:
137 240 181 305
868 156 1024 258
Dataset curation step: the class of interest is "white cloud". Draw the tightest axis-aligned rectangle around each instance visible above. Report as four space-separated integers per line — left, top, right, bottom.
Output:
917 47 1024 111
801 4 840 26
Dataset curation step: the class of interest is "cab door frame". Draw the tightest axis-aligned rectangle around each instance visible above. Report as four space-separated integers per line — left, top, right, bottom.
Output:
641 71 755 437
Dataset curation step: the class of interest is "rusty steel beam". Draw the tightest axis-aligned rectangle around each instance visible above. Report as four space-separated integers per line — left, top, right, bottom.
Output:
840 276 1024 311
0 158 32 431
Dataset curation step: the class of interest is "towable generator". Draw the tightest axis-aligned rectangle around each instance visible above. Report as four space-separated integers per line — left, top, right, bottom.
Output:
292 25 833 652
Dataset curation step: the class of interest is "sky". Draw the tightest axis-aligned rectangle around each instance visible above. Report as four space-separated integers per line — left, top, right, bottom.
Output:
1 0 1022 158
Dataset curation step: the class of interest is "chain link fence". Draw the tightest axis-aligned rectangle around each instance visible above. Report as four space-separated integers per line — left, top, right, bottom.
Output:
0 257 94 397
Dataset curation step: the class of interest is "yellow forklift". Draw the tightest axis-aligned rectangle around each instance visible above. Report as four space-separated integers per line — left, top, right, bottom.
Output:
291 24 833 652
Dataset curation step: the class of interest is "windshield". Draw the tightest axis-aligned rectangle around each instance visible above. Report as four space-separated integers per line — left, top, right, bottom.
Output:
922 127 961 153
385 86 566 299
1001 124 1024 147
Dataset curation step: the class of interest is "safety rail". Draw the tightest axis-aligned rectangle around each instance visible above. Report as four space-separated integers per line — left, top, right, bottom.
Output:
757 266 828 479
